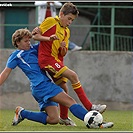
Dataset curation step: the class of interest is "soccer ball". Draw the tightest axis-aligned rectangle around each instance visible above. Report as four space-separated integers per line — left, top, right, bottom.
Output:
84 110 103 128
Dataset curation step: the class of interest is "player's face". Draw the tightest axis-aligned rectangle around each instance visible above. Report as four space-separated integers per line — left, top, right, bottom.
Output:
17 36 31 50
60 13 76 28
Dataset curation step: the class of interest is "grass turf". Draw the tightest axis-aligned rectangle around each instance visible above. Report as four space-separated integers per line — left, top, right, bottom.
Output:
0 109 132 132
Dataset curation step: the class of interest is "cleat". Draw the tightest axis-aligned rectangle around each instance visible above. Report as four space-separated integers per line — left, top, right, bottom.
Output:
91 104 107 114
12 106 24 126
100 122 114 128
59 117 77 126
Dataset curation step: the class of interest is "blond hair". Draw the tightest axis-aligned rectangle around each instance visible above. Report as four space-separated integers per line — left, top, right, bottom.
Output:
60 2 79 17
12 28 32 48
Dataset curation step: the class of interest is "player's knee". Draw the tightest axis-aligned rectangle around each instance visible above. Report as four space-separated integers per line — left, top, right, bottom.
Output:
69 71 78 82
48 116 59 124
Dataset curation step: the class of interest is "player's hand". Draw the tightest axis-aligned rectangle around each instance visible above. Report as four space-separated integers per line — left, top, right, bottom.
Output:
49 34 59 41
32 27 41 35
60 41 66 48
59 41 67 56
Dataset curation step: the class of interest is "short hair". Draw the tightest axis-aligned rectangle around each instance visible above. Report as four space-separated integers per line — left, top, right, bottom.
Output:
60 2 79 17
12 28 32 48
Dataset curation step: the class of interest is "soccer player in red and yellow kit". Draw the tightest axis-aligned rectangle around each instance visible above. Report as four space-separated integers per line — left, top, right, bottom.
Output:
32 2 106 126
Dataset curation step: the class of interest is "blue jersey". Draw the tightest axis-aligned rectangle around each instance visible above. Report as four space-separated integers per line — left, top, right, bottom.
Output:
6 43 63 110
6 44 51 87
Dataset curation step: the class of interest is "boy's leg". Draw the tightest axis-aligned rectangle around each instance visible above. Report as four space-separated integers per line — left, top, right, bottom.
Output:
12 106 48 125
59 104 68 119
49 91 84 122
69 104 88 121
45 68 76 126
72 81 106 113
44 72 70 121
12 105 60 126
69 104 114 128
58 81 76 126
58 82 68 119
56 68 106 113
72 81 92 111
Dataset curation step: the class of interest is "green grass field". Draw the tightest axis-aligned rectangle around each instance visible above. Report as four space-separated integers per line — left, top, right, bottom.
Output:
0 109 132 132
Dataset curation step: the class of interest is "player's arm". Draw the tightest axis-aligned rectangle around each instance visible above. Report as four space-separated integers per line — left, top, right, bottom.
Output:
32 27 59 41
32 27 48 41
0 67 12 85
33 33 59 42
32 33 50 41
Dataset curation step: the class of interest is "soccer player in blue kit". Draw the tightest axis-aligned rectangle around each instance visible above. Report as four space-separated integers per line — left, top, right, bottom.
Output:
0 28 113 128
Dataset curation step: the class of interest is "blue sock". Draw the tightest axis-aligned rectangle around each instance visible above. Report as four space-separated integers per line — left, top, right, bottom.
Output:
20 110 48 125
69 104 88 121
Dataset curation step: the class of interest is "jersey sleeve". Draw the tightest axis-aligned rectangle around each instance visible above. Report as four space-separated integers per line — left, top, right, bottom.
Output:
39 17 56 34
6 53 18 69
32 43 39 51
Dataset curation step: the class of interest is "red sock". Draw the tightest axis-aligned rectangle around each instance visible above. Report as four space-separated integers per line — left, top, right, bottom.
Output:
59 104 68 119
72 82 92 111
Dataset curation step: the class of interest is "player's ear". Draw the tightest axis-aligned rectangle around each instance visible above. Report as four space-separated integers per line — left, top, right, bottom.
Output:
59 11 64 17
16 40 20 47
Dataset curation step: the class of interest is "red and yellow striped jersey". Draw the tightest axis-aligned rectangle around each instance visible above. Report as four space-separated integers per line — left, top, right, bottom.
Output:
38 16 70 68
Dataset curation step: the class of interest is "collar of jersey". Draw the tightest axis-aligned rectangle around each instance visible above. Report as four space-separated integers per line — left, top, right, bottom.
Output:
55 15 65 28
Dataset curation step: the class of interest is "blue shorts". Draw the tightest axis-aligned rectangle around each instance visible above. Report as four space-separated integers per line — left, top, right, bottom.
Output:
31 81 63 111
